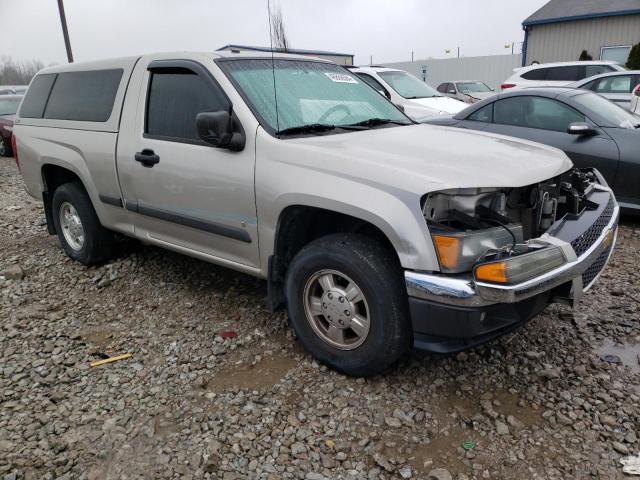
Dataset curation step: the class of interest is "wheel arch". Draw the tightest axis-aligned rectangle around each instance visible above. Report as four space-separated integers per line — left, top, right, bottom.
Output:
41 163 87 234
267 203 406 311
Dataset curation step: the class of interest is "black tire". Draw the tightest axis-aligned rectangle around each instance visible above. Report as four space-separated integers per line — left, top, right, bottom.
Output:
51 182 115 265
285 233 412 377
0 137 11 157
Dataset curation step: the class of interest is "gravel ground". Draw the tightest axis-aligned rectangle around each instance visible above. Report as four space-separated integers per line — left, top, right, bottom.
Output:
1 156 639 480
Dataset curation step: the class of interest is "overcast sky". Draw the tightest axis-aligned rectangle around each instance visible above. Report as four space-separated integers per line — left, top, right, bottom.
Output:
1 0 548 66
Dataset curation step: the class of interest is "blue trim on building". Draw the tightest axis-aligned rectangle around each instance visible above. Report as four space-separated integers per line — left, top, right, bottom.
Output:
523 9 640 26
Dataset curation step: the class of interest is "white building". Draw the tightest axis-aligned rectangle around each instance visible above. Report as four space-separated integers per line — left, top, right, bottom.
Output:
523 0 640 66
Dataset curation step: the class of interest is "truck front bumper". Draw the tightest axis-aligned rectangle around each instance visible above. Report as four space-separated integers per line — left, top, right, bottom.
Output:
405 188 619 353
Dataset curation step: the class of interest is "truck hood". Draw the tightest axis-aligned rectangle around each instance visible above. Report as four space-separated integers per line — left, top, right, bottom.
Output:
281 124 572 195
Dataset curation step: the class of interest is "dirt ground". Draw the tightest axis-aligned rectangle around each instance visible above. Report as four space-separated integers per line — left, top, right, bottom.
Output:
1 156 639 480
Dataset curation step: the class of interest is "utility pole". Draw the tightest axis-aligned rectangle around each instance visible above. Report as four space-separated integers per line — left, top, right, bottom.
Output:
370 55 373 65
57 0 74 63
457 47 460 58
411 51 414 62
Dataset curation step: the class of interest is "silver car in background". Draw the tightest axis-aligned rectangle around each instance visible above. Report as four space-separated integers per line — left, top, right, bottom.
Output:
436 80 496 104
569 70 640 110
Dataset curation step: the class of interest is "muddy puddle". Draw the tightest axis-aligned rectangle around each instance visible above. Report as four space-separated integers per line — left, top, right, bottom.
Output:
82 329 113 349
595 339 640 374
207 353 298 392
381 389 545 474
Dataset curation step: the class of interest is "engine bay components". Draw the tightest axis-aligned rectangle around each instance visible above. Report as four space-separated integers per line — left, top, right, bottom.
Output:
423 168 601 274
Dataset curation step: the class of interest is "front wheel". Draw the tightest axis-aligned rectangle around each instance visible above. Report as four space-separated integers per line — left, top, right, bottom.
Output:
285 233 412 376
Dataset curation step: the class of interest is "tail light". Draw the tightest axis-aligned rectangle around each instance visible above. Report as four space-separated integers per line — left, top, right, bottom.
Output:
10 133 19 171
633 84 640 97
501 83 516 90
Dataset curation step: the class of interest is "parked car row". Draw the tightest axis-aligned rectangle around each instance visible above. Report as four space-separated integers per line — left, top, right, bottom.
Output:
346 66 466 120
11 51 621 375
501 60 625 90
436 80 495 103
423 87 640 211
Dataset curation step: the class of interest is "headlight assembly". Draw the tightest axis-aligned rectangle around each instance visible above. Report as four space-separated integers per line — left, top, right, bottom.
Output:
474 246 566 285
432 225 523 273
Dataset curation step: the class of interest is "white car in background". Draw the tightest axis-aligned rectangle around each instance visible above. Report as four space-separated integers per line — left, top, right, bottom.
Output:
348 66 466 120
569 70 640 110
632 84 640 113
436 80 496 103
501 61 625 91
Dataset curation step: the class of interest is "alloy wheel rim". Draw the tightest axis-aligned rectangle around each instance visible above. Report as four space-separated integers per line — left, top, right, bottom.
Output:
0 138 5 156
303 269 370 350
59 202 85 251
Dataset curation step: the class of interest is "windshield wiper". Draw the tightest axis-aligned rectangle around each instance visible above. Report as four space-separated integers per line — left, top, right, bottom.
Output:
405 95 439 99
341 118 411 129
277 123 335 136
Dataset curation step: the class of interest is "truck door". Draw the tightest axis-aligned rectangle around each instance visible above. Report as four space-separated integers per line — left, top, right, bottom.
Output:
116 56 259 269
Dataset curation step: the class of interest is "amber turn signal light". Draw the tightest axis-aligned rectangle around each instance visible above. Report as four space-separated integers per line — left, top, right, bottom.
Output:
432 235 460 270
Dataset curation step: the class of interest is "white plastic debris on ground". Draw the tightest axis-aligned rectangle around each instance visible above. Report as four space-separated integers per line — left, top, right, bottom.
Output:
621 453 640 475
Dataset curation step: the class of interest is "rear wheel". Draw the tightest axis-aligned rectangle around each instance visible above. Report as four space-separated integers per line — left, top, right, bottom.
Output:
52 182 114 265
285 233 412 376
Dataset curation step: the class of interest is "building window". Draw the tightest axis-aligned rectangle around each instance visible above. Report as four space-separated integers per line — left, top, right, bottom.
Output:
600 46 632 65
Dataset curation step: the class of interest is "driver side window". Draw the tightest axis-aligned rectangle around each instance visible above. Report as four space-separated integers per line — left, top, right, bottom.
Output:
146 67 229 142
355 73 389 98
468 103 493 123
493 96 585 132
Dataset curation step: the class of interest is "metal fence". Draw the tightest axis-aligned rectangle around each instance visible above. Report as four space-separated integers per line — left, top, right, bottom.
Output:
381 54 522 90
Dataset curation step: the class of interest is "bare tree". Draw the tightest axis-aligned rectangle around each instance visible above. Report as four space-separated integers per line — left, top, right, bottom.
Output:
0 56 45 85
269 5 289 52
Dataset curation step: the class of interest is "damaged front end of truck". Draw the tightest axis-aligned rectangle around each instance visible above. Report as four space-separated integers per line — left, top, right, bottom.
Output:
406 168 619 352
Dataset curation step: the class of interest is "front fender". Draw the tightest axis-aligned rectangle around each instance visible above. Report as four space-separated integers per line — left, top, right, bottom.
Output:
255 153 440 274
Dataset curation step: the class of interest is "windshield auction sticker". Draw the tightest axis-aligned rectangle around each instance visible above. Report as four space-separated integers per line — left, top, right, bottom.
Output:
324 72 358 84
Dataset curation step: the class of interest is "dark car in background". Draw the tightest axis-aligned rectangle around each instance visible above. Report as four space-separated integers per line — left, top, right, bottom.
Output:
422 87 640 211
0 94 23 156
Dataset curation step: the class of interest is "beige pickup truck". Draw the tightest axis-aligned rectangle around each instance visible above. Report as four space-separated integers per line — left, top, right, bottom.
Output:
13 51 618 376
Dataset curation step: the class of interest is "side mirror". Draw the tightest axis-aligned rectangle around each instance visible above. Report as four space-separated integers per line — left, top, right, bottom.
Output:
196 110 245 151
448 89 456 94
567 122 596 136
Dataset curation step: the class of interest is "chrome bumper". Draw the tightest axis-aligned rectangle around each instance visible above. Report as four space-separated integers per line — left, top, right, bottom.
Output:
406 201 619 308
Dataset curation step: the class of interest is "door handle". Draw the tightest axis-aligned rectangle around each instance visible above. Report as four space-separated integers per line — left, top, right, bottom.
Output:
134 149 160 167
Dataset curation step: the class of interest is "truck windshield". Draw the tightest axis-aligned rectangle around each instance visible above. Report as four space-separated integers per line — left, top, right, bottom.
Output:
221 59 411 135
0 98 21 116
378 71 440 99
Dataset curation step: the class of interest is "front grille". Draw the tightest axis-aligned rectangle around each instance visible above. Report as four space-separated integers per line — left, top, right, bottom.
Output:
570 198 614 257
582 245 612 288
